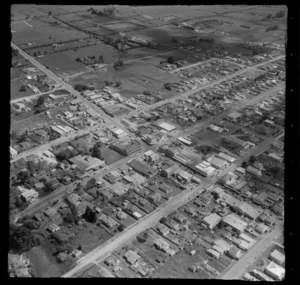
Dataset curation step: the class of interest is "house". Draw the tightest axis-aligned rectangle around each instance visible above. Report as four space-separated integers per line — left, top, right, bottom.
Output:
269 250 285 265
154 238 170 253
157 224 170 236
264 261 285 280
10 146 18 157
124 250 141 265
105 256 120 267
99 213 118 228
201 213 222 230
65 193 81 206
116 210 128 220
69 155 105 173
206 248 220 259
148 193 161 203
185 206 197 216
226 246 242 260
20 189 38 203
222 214 248 234
255 223 269 234
173 213 187 224
44 207 57 217
132 211 143 219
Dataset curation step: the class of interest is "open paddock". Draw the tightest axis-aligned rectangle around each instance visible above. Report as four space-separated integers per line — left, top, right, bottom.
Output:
102 22 146 33
12 4 47 18
37 53 87 76
12 23 88 46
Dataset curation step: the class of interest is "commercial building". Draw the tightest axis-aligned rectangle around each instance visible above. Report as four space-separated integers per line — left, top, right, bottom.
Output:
69 155 105 173
177 137 193 146
111 128 127 139
246 166 262 177
223 136 248 149
269 250 285 265
222 214 248 234
209 156 228 169
216 152 236 163
110 140 141 156
202 213 222 229
156 122 176 132
191 161 216 177
128 159 158 178
233 201 261 220
264 261 285 281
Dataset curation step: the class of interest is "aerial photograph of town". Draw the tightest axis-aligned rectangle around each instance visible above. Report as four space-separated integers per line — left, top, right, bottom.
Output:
9 4 287 279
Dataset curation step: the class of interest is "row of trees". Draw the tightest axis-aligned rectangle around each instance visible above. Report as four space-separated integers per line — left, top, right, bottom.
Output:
74 83 95 92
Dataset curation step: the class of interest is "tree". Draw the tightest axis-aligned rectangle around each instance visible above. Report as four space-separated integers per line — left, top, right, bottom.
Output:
114 59 124 68
44 181 55 192
83 206 97 223
118 224 125 232
171 38 178 43
275 11 285 18
27 160 36 176
98 55 103 63
9 224 38 253
115 81 122 87
241 161 248 168
63 212 74 224
160 217 167 224
269 165 281 176
48 11 52 16
249 155 256 163
85 178 96 190
33 52 37 57
36 96 45 107
143 90 151 96
167 56 175 64
17 170 30 183
69 203 79 224
19 85 26 92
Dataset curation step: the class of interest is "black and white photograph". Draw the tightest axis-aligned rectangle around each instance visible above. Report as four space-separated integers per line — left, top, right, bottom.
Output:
9 4 292 279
